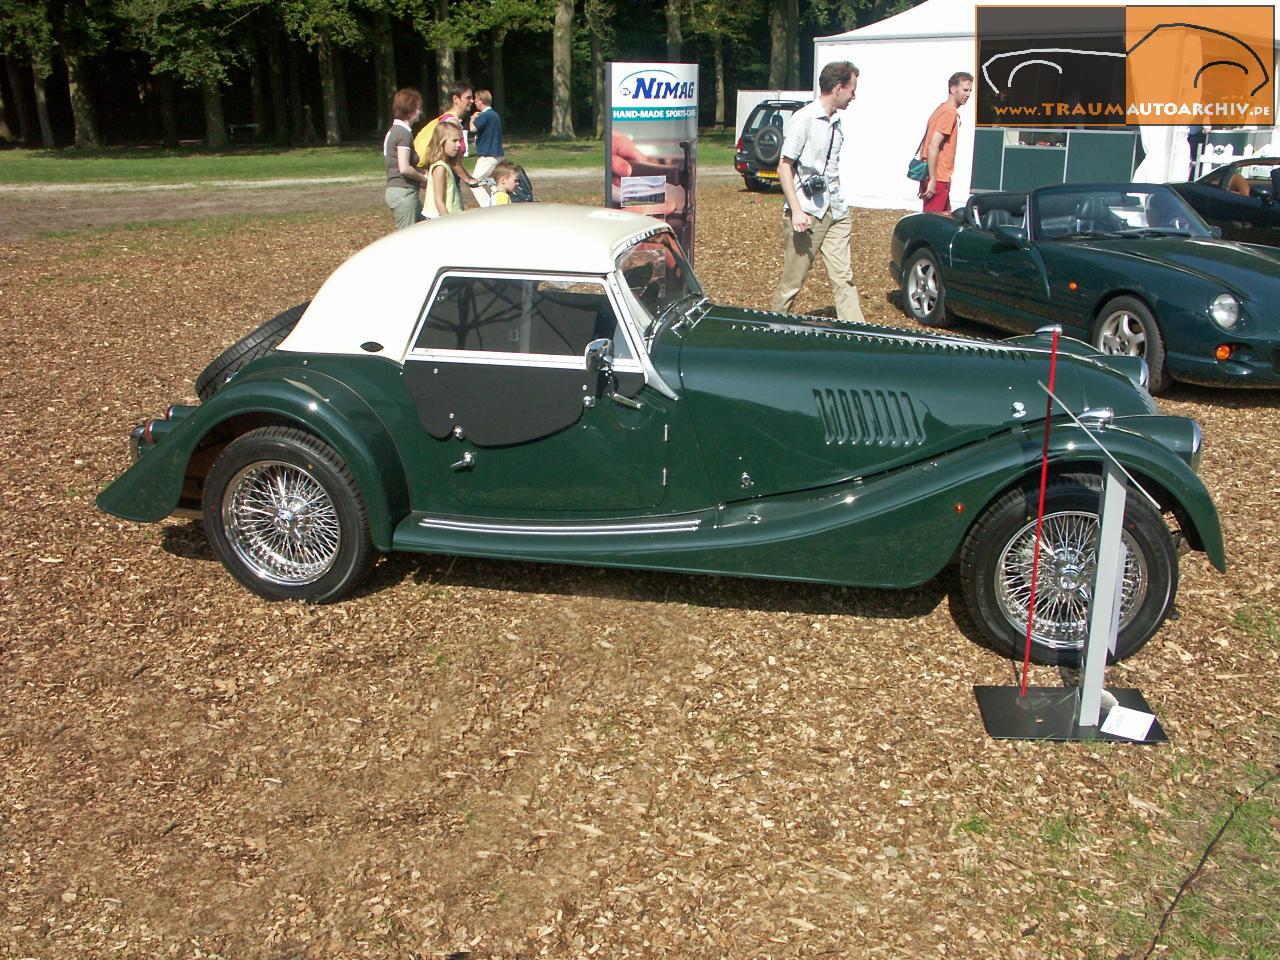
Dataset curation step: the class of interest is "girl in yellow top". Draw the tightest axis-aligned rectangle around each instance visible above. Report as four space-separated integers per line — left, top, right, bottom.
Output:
424 124 463 218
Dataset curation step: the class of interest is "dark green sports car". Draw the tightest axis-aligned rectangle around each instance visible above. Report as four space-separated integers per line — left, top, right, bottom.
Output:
98 205 1224 666
890 183 1280 393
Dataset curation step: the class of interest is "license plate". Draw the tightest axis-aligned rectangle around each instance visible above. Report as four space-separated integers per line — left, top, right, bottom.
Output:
757 170 778 180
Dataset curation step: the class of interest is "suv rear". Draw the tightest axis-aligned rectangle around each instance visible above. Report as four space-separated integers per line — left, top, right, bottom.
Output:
734 99 804 191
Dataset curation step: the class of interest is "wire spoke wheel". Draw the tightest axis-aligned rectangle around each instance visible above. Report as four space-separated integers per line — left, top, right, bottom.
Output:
994 510 1149 652
222 459 342 586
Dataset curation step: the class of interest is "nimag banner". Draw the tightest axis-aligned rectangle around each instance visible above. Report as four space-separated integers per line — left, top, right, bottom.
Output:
605 62 699 261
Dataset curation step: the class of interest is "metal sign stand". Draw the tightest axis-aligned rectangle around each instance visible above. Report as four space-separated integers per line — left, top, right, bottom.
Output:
974 380 1168 743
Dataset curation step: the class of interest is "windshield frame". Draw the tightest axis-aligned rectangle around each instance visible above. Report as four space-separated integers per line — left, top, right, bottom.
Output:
1030 184 1214 242
613 231 704 344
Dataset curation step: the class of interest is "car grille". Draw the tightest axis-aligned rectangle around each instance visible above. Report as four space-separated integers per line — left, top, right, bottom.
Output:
814 388 925 447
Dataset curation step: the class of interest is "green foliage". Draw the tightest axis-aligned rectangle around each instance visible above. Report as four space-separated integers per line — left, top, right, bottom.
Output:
116 0 259 87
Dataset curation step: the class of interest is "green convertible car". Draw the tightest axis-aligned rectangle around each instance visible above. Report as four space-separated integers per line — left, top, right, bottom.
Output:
98 205 1224 665
891 183 1280 393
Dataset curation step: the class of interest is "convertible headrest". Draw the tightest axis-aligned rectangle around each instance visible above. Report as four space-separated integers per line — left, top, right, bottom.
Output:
983 209 1014 231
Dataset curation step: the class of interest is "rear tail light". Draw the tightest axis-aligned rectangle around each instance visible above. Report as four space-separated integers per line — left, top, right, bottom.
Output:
735 136 742 152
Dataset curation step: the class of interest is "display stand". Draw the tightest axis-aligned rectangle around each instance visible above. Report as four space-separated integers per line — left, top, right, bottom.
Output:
974 370 1168 744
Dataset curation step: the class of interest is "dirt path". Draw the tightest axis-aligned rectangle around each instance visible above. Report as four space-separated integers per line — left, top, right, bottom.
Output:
0 169 739 241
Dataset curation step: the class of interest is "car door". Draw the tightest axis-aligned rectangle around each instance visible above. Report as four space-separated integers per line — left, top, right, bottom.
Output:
947 211 1049 330
402 272 670 515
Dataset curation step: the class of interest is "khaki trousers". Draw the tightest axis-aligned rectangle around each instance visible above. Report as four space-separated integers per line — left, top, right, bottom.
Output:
770 209 865 322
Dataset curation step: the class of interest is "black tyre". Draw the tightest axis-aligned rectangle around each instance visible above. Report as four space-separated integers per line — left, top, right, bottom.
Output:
202 427 374 603
959 473 1178 666
902 248 952 328
752 126 783 167
744 175 768 193
1092 295 1169 394
195 302 309 401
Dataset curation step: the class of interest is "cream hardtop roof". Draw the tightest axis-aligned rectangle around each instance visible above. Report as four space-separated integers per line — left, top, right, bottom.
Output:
345 203 665 277
282 204 671 359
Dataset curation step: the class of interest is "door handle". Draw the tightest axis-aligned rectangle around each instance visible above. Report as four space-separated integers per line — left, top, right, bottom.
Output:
451 451 476 471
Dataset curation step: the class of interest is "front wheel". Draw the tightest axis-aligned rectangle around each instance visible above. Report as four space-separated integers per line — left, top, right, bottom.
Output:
959 473 1178 666
1092 295 1169 394
902 248 952 327
202 427 374 602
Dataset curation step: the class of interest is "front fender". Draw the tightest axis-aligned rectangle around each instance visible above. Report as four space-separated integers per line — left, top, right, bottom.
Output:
96 366 410 551
1036 421 1225 571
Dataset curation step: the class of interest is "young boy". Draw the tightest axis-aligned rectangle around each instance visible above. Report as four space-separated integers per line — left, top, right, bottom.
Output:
490 161 519 205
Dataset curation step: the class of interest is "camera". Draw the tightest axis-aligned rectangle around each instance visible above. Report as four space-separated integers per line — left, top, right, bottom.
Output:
798 174 826 198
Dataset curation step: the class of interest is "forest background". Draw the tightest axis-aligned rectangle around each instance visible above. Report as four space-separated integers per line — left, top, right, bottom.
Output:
0 0 921 152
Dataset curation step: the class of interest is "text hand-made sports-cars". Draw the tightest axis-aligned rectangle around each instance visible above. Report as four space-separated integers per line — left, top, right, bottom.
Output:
891 183 1280 393
98 204 1224 666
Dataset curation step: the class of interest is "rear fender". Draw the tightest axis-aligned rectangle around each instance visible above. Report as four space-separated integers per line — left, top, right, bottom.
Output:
96 369 409 551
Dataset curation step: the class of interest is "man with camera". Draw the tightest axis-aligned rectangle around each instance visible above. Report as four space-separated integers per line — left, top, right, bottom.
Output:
770 60 865 322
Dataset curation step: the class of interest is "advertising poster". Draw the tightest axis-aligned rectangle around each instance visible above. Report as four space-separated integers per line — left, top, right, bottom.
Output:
605 62 700 261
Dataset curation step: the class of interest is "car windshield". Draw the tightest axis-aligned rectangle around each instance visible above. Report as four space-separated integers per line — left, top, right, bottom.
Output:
1034 186 1212 240
615 232 703 339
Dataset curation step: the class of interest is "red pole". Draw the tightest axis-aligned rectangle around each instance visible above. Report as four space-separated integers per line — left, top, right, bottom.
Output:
1021 328 1060 697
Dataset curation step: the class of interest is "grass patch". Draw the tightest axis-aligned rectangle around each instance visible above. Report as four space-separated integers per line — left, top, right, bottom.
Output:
1233 605 1279 648
957 814 990 836
1111 774 1280 958
0 130 737 187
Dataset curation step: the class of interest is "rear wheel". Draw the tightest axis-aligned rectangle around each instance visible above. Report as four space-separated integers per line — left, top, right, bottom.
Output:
202 427 374 603
744 175 768 192
959 473 1178 666
902 248 952 328
195 302 309 401
1092 295 1169 394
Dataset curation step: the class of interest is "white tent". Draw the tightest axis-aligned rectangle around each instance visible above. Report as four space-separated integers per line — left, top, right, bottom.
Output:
814 0 1280 210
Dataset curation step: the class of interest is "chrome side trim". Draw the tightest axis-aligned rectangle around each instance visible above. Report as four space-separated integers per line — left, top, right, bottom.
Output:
418 516 702 536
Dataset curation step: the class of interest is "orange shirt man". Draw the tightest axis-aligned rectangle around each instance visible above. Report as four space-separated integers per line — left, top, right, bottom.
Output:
918 72 973 213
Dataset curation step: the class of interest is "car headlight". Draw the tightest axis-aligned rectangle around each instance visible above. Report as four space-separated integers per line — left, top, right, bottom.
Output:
1209 293 1240 330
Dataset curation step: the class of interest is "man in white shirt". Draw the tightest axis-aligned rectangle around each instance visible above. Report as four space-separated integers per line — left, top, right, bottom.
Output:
771 61 865 322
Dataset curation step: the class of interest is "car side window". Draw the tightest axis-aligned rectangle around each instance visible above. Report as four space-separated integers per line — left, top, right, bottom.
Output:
415 275 632 360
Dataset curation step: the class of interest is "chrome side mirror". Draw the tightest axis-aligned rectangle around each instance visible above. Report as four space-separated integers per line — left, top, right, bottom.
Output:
584 337 613 375
583 337 642 410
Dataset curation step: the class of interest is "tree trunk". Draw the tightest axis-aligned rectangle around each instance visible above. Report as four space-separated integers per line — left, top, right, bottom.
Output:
0 71 12 141
435 0 454 109
551 0 574 139
373 10 397 132
316 38 342 145
768 0 786 89
666 0 682 62
5 56 32 144
202 80 229 148
590 29 603 138
31 55 55 149
286 38 305 142
247 31 269 141
785 0 800 88
491 29 506 117
62 47 101 149
266 29 289 145
333 45 350 138
713 36 725 128
158 72 178 148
